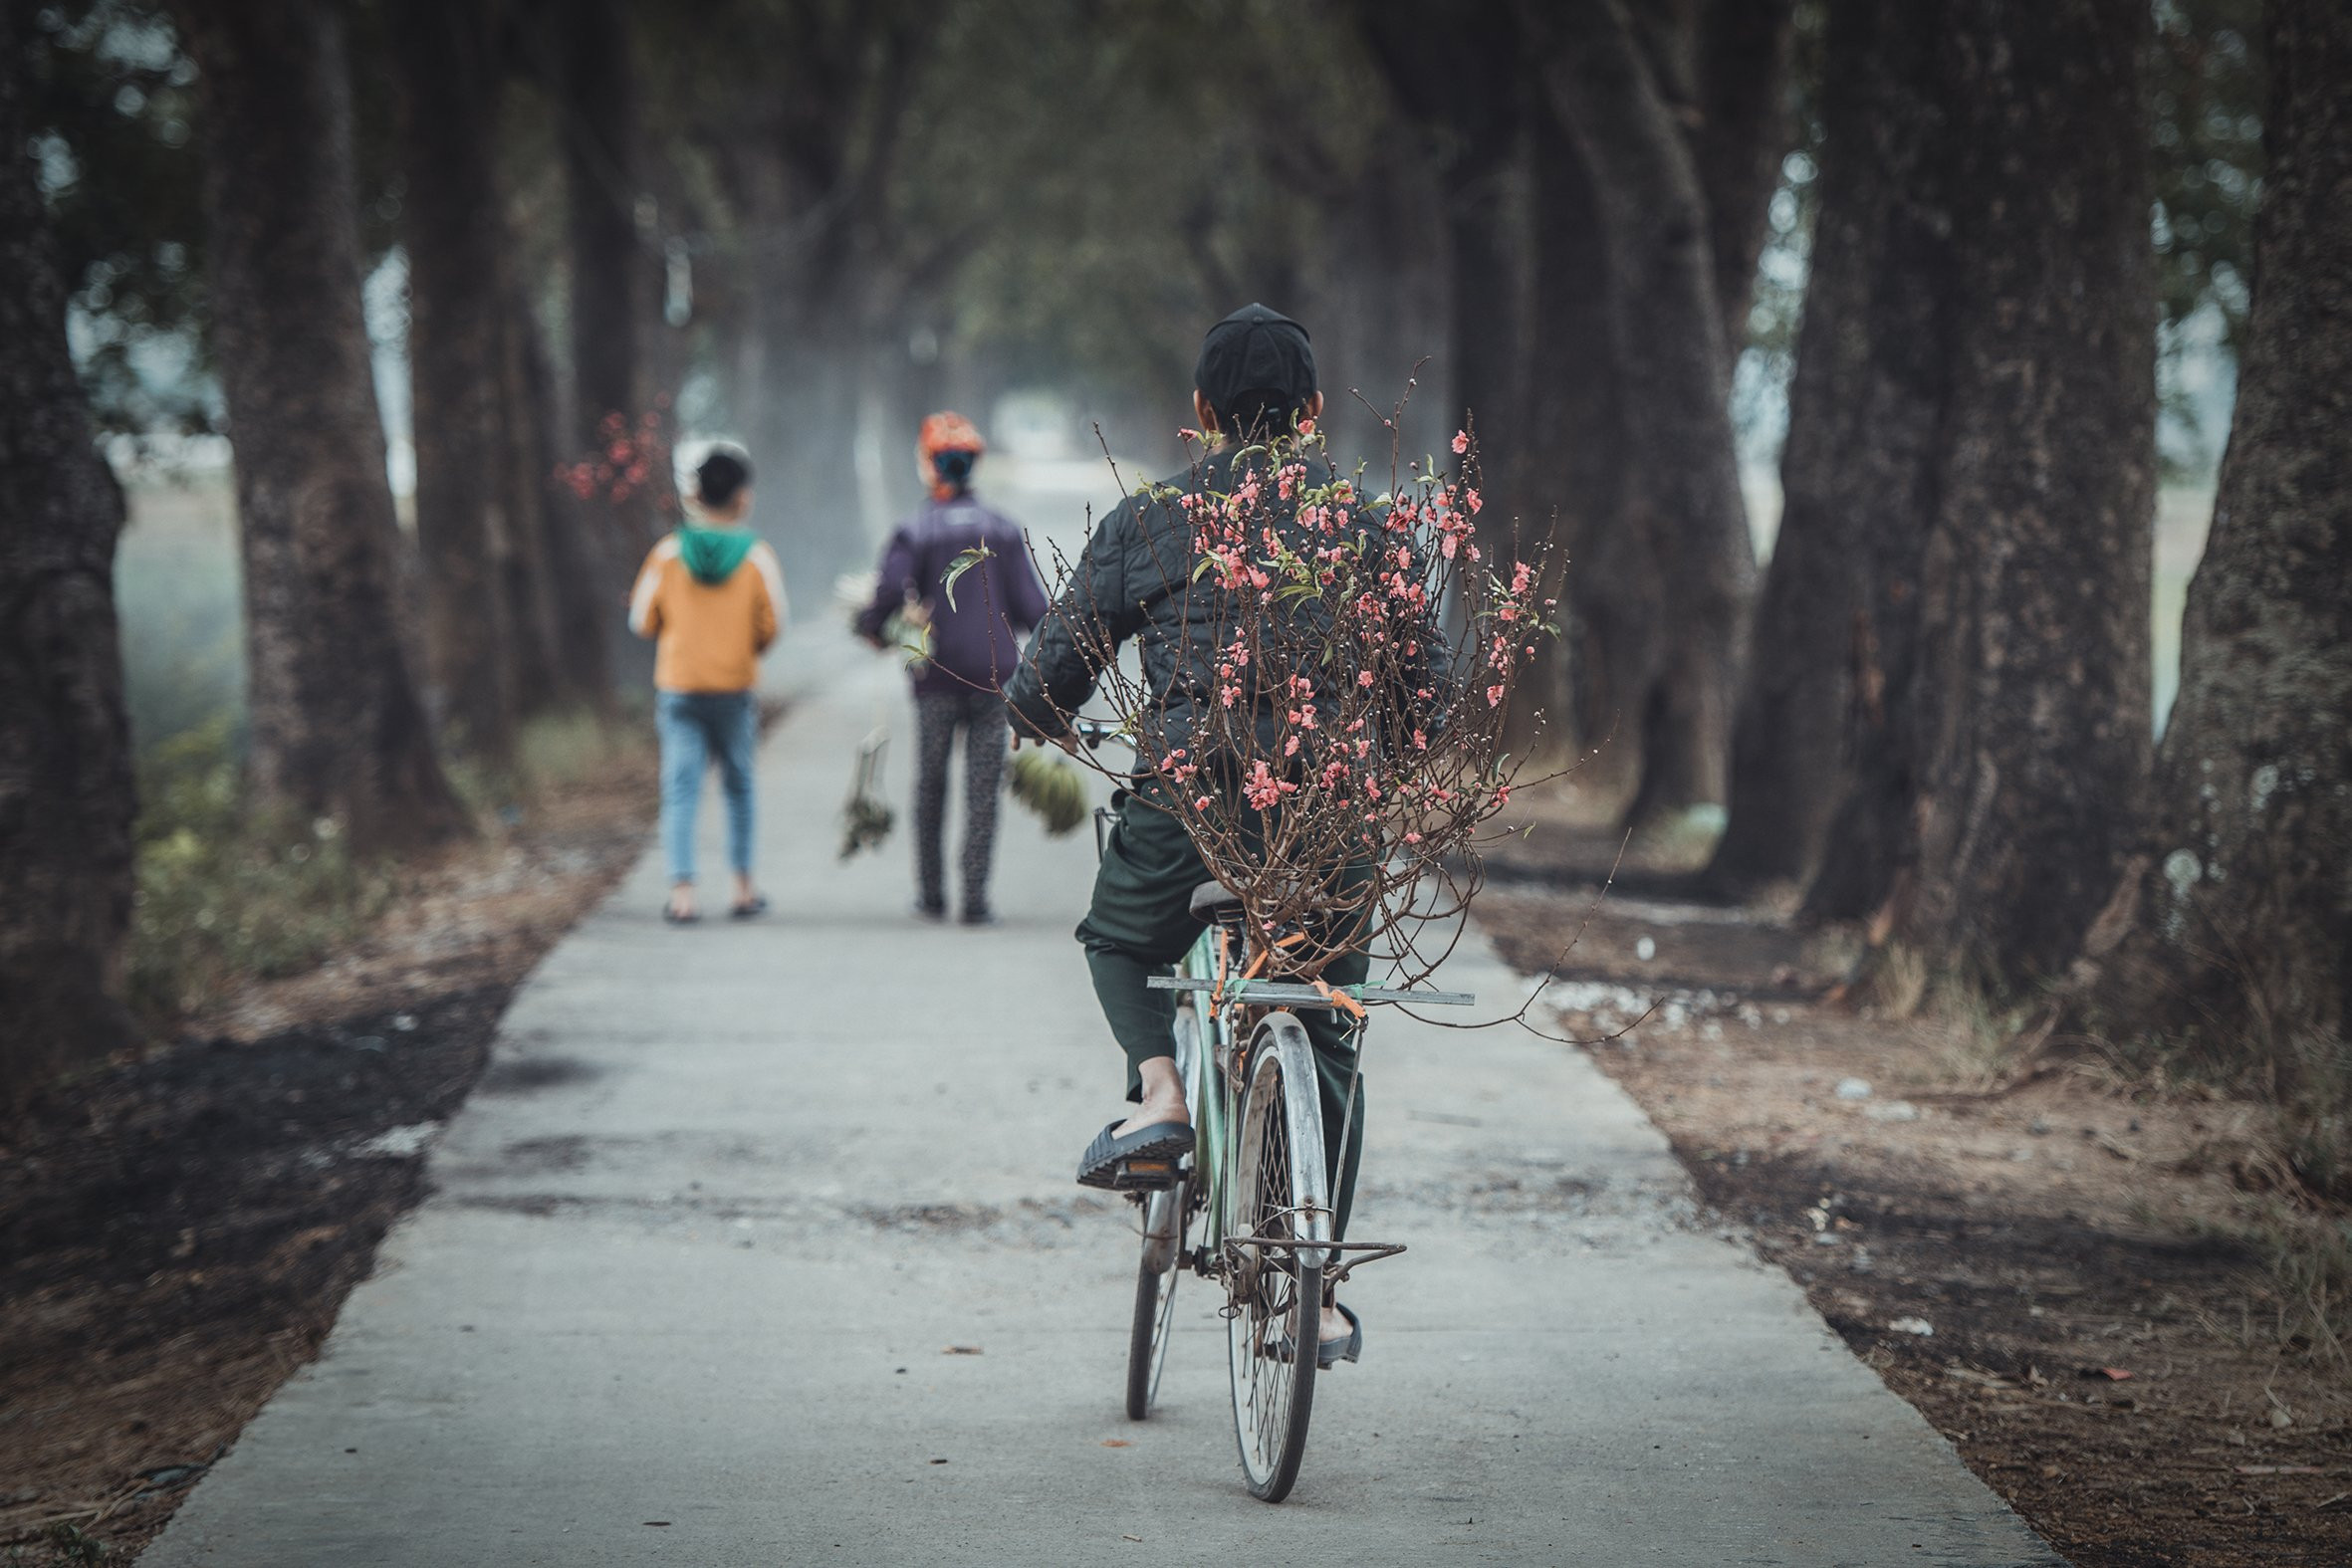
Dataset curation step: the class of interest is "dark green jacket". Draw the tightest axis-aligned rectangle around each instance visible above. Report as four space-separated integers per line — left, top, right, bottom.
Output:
1006 445 1455 762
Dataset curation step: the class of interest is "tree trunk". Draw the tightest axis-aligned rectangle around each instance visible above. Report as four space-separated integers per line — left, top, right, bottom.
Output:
495 269 607 714
555 0 656 575
1895 0 2155 988
1691 0 1797 357
1519 91 1622 766
389 0 519 762
1525 0 1759 828
0 16 142 1092
177 0 467 853
2076 0 2351 1087
1710 0 1949 896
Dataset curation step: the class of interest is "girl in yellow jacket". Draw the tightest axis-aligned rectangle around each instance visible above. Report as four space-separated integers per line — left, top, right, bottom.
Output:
629 444 786 923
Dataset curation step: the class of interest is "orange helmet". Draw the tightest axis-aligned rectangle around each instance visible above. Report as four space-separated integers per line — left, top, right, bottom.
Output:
917 410 985 498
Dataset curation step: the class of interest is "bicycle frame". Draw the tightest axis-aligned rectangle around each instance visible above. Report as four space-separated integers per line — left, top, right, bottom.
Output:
1153 920 1462 1293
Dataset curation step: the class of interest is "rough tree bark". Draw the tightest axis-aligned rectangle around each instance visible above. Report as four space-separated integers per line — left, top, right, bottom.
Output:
1352 0 1529 521
0 17 143 1090
2076 0 2351 1080
389 0 519 761
1895 0 2156 987
1518 92 1621 763
554 0 656 561
176 0 466 852
1524 0 1759 827
1690 0 1797 359
1708 0 1949 896
496 268 609 713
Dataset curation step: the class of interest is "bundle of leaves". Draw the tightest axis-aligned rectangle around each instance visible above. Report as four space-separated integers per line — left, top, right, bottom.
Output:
1024 409 1558 989
839 794 893 860
838 730 895 861
1008 748 1090 836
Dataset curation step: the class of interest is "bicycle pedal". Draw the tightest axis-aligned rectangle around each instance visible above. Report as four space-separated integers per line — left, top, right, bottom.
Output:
1111 1157 1177 1190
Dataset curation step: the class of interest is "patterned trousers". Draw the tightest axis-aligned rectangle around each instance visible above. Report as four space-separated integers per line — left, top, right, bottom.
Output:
912 688 1008 916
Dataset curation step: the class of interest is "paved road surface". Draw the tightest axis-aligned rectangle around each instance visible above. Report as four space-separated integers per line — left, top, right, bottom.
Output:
145 646 2059 1566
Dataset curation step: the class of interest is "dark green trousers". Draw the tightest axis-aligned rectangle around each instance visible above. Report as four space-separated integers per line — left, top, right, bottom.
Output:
1075 783 1371 1239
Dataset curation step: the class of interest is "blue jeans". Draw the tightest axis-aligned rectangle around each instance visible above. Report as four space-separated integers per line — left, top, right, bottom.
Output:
656 690 757 884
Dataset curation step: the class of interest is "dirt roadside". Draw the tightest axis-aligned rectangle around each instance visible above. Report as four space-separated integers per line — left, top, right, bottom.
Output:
1476 806 2351 1567
0 753 657 1563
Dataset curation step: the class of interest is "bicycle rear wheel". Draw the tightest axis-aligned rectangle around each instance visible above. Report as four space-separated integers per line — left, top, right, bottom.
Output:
1226 1013 1329 1502
1124 1011 1200 1419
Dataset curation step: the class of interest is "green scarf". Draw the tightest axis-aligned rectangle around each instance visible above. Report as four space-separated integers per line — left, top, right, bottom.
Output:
677 525 758 585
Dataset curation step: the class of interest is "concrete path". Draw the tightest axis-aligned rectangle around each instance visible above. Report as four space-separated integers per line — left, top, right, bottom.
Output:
144 647 2060 1567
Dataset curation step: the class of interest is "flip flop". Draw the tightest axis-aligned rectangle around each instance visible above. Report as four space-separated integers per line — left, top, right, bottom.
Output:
729 896 769 920
1276 1302 1362 1369
1075 1120 1195 1191
662 905 700 925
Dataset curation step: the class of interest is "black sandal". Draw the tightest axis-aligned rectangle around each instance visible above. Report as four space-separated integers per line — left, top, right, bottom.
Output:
1075 1120 1194 1191
1277 1302 1362 1369
729 896 769 920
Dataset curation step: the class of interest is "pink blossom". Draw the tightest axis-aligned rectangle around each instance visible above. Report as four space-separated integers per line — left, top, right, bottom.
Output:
1487 684 1505 707
1451 430 1470 455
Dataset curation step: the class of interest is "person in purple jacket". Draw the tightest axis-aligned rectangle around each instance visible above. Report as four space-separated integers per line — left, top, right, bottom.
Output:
855 411 1050 925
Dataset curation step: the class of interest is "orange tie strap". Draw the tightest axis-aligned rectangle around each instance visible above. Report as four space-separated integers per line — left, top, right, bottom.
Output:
1310 979 1367 1021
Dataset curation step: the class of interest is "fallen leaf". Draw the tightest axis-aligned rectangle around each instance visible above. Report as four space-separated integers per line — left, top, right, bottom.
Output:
1122 1534 1144 1542
943 1345 983 1355
1101 1439 1132 1448
2077 1366 2133 1381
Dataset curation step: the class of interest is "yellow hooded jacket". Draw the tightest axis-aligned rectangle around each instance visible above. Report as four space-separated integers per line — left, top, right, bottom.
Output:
628 529 787 693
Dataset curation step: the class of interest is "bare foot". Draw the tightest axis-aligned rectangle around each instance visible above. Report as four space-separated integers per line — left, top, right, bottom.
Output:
1112 1055 1190 1138
1319 1302 1351 1343
667 884 697 921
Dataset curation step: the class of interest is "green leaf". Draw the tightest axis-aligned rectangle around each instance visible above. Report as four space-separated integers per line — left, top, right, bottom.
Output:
941 545 994 611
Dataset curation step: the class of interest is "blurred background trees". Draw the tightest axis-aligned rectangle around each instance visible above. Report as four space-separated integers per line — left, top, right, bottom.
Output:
6 0 2338 1156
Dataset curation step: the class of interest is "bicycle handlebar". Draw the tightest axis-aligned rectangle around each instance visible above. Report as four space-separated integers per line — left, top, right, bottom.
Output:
1069 716 1132 751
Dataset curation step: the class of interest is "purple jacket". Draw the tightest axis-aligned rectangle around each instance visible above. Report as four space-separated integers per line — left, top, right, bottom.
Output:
855 494 1050 696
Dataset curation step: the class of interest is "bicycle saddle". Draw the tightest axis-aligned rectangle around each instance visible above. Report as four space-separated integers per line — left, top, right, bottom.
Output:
1189 880 1244 922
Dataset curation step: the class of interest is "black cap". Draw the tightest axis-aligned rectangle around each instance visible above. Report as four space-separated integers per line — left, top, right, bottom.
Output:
1194 304 1316 423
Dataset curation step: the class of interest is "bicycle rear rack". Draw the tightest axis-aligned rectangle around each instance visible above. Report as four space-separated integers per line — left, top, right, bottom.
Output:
1148 976 1476 1008
1223 1233 1408 1288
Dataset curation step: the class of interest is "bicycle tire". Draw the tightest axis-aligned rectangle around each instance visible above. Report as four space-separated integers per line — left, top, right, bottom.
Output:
1124 1176 1187 1419
1226 1013 1328 1502
1125 1008 1200 1420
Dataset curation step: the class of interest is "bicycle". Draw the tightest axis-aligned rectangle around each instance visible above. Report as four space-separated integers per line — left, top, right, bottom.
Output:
1073 718 1474 1502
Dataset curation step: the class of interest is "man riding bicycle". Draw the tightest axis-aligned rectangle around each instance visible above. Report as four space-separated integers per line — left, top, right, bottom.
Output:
1005 304 1454 1369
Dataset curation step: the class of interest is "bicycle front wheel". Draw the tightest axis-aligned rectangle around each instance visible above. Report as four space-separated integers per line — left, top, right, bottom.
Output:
1225 1013 1330 1502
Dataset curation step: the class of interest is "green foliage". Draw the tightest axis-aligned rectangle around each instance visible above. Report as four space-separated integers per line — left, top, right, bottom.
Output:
1008 748 1089 837
124 720 390 1028
115 473 244 753
445 708 657 817
2151 0 2264 342
25 0 213 443
2151 0 2265 474
6 1524 112 1566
